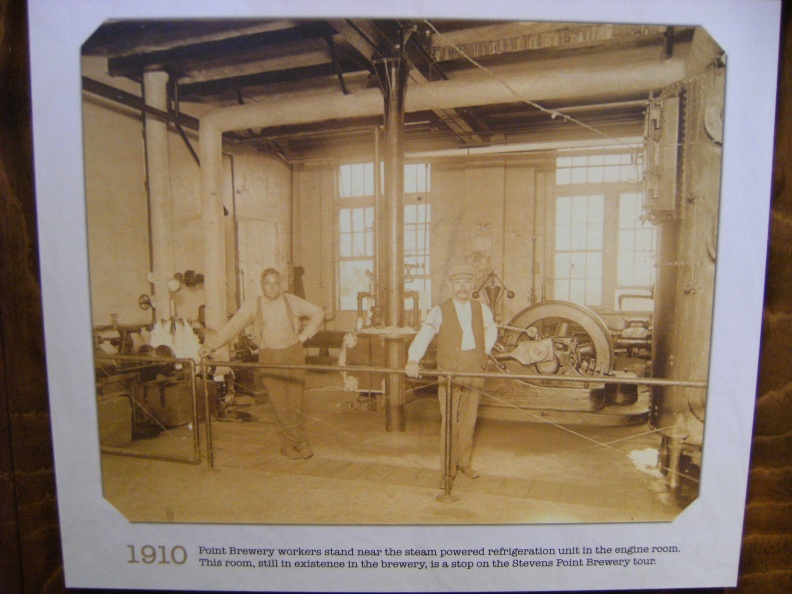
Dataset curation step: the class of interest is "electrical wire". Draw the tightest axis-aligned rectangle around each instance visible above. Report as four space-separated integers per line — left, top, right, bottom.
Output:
423 19 634 148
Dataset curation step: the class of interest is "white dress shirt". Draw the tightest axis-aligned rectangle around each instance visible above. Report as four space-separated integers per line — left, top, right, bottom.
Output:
408 299 497 362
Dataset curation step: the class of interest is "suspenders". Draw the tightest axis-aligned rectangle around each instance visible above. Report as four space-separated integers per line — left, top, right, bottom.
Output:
257 294 300 349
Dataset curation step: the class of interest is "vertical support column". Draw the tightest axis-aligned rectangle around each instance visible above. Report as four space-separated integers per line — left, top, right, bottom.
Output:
379 56 409 432
143 70 175 318
199 120 228 354
373 126 383 307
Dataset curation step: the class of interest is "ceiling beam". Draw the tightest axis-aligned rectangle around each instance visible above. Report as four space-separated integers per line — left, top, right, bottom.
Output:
108 21 338 77
429 22 686 62
177 59 364 100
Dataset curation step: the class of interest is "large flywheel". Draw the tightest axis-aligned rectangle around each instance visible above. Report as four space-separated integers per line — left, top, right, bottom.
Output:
493 301 614 383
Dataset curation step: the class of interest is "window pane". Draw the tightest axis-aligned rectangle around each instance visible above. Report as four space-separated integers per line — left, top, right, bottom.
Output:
340 234 352 257
404 164 416 193
555 225 571 251
353 233 365 256
572 167 587 184
570 223 587 250
352 163 364 196
586 278 602 307
339 165 352 198
339 260 374 310
404 227 416 251
555 279 570 301
556 196 572 224
618 252 635 285
352 208 364 231
556 168 572 185
570 279 586 304
364 163 374 196
555 253 570 277
588 196 604 222
416 228 426 250
620 197 636 226
588 222 603 250
572 196 589 223
634 258 652 286
588 166 604 183
365 232 373 256
570 252 586 278
635 228 653 251
619 229 635 253
405 204 416 224
339 208 351 232
416 164 427 193
586 251 602 279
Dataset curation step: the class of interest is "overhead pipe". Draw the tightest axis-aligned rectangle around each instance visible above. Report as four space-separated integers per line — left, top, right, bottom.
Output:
199 41 719 342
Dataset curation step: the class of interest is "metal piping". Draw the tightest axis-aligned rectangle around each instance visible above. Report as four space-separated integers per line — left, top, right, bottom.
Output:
143 71 175 319
199 44 720 346
381 56 409 432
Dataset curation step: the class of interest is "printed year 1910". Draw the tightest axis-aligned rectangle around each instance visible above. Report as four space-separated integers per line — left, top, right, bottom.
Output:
128 545 187 565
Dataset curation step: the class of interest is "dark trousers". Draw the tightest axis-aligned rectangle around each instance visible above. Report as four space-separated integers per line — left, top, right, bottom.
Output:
258 342 308 450
438 350 484 474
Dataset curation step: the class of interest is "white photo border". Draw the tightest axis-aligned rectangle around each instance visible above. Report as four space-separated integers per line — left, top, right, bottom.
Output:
29 0 780 590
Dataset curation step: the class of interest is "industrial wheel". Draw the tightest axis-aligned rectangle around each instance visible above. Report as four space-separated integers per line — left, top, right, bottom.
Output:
495 300 614 383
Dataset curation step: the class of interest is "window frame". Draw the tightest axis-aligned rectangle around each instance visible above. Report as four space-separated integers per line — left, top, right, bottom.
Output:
335 161 432 312
548 151 653 315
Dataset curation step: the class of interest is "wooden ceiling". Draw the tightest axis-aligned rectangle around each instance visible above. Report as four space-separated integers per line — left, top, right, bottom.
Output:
82 19 695 160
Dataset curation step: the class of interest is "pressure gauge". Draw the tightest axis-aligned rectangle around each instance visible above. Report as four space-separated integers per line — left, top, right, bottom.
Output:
167 278 182 293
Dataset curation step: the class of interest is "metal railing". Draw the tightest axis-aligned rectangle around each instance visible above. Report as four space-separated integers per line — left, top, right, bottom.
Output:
94 353 208 465
94 353 707 499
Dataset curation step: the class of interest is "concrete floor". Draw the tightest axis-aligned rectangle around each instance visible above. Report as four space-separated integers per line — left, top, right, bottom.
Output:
101 372 687 525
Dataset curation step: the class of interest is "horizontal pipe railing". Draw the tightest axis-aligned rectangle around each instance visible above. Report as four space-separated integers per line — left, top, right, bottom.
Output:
198 359 708 389
94 352 707 494
95 354 206 465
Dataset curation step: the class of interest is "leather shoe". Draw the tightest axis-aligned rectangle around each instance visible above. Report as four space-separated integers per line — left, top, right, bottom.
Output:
296 443 313 459
458 465 479 479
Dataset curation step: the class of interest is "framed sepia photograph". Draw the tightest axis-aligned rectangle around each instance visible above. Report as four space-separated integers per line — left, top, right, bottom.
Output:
29 0 780 590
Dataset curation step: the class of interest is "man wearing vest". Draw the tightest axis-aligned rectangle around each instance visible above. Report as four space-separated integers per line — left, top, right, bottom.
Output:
198 268 325 460
405 264 498 480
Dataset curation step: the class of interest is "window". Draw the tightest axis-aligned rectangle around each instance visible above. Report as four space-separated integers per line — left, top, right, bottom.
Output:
337 163 431 313
404 202 431 316
554 195 605 307
616 192 656 311
337 206 375 311
552 150 654 313
556 152 642 185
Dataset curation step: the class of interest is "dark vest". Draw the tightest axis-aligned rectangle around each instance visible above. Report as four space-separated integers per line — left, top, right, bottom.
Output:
436 299 488 371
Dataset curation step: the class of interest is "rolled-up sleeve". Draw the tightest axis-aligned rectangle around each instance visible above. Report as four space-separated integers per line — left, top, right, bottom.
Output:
482 303 498 354
204 298 257 352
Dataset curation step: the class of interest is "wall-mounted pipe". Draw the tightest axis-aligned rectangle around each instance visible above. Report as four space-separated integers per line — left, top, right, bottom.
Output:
143 70 175 319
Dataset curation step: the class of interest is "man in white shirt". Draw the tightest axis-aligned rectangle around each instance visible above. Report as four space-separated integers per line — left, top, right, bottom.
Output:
199 268 324 460
405 264 497 479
